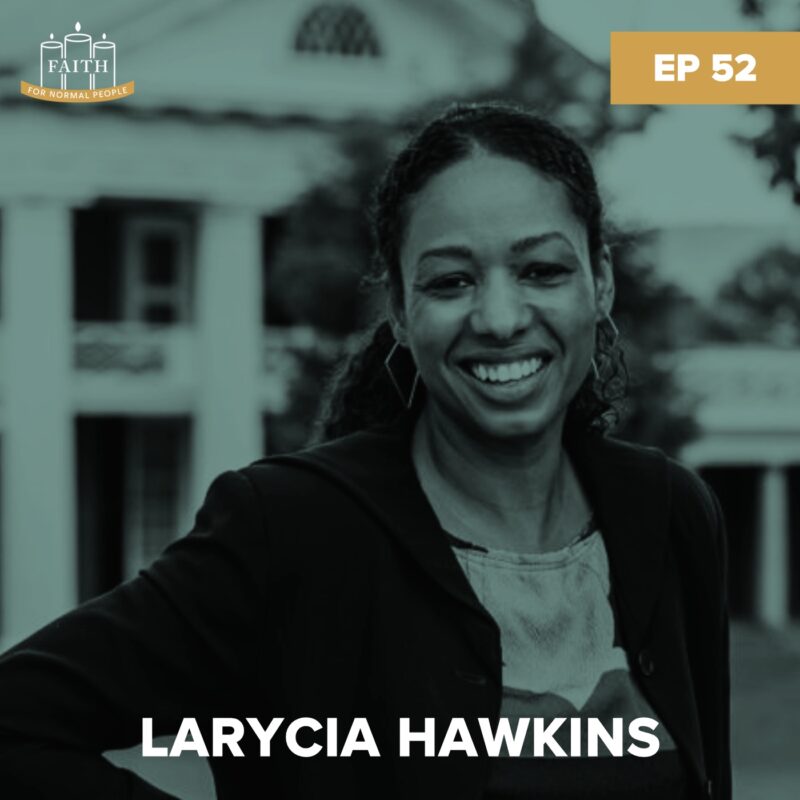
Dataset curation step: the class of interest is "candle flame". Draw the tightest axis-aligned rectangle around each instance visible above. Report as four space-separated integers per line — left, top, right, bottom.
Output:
102 33 107 40
49 33 54 40
75 22 81 32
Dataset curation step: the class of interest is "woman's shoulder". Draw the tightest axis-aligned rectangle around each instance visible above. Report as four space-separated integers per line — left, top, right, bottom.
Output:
585 434 724 535
235 423 412 521
248 423 404 478
586 435 726 579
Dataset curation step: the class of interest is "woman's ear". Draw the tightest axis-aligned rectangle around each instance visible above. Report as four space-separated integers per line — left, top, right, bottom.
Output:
594 244 616 320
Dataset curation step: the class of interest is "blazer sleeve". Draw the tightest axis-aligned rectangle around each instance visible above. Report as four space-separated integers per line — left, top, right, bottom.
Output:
673 466 732 800
706 482 731 800
0 469 268 799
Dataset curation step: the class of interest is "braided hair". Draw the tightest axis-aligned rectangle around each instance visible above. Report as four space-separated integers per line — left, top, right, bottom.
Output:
314 101 626 443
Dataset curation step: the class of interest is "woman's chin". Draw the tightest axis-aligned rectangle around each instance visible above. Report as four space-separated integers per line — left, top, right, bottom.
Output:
453 403 564 445
425 380 567 445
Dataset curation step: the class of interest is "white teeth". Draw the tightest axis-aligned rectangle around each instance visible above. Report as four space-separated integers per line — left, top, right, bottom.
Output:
468 356 545 384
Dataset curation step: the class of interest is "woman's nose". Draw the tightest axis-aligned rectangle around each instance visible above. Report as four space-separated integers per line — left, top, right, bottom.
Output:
469 272 532 340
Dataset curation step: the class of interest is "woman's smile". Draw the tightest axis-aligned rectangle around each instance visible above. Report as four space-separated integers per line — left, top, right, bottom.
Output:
456 351 554 403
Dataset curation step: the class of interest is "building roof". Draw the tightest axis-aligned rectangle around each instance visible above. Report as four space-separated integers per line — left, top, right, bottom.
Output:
2 0 531 120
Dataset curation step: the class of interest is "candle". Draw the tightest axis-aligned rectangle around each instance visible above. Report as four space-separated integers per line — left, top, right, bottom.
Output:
92 33 116 89
64 21 92 90
40 33 63 89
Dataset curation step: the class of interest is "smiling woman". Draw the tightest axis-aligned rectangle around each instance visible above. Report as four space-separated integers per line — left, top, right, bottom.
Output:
316 102 729 795
0 102 730 800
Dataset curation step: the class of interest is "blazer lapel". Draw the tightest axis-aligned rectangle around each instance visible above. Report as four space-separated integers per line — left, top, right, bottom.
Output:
567 434 671 654
269 417 502 669
570 434 707 784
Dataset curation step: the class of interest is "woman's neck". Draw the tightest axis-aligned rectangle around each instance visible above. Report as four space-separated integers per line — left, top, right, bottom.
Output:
412 405 589 553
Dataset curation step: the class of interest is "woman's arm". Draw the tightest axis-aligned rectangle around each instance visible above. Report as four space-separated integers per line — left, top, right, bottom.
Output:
0 470 267 798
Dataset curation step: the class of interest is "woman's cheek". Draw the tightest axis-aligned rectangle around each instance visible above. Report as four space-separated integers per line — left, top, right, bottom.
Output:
408 299 463 342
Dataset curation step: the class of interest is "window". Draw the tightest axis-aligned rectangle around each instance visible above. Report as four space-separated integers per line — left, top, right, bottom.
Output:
123 216 193 324
294 4 381 58
123 418 190 580
76 417 190 598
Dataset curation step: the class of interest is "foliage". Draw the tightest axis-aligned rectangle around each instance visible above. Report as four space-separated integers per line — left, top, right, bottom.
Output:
715 245 800 346
265 131 391 335
737 1 800 203
480 12 653 147
606 231 699 453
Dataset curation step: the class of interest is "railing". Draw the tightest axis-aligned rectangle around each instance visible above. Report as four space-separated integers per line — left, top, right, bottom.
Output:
669 346 800 431
68 323 349 414
71 323 197 413
74 322 196 377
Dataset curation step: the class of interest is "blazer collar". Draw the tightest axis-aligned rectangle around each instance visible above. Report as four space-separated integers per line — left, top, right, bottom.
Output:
272 413 670 655
271 415 494 632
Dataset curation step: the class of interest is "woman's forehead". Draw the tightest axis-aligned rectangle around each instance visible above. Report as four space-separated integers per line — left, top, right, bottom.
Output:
401 153 588 263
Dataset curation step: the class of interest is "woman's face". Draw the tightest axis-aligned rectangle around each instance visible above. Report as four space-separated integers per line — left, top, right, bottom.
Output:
393 152 614 443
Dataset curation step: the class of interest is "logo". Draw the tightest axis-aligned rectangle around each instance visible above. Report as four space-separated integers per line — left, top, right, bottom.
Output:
20 22 135 103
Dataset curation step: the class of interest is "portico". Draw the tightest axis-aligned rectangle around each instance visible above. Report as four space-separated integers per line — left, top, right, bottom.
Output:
0 104 344 651
677 347 800 628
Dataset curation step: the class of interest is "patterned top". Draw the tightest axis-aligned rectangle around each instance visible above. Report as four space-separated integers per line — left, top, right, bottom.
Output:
450 528 689 798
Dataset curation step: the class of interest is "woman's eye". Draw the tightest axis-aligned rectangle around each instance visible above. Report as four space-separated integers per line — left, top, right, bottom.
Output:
521 263 571 283
423 274 474 294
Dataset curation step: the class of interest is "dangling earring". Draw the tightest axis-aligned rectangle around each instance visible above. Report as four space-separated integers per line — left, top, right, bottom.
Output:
604 313 619 347
384 341 420 410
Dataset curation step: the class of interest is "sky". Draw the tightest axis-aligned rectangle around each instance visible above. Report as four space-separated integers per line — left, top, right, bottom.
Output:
535 0 800 296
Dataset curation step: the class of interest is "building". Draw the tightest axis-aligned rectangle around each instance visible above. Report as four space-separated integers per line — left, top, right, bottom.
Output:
674 347 800 628
0 0 540 651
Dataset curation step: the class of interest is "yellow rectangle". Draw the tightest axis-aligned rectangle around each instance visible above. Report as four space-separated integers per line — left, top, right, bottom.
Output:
20 80 135 103
611 31 800 104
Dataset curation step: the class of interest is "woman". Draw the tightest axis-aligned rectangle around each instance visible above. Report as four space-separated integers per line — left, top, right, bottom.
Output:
0 102 729 799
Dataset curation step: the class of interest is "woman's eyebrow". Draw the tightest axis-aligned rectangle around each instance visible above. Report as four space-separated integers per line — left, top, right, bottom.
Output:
509 232 574 254
416 232 576 267
416 244 474 267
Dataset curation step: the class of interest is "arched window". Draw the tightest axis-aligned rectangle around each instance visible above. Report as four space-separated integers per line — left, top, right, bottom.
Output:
294 4 381 58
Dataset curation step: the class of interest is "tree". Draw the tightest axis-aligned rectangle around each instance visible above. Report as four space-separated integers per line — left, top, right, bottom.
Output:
715 245 800 346
605 231 700 452
265 130 391 336
737 1 800 203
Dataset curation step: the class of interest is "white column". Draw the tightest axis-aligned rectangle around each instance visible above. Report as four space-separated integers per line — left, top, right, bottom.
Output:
1 201 76 649
192 205 262 509
755 464 789 628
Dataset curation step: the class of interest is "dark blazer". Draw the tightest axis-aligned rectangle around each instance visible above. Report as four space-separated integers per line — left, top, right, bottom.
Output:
0 415 730 799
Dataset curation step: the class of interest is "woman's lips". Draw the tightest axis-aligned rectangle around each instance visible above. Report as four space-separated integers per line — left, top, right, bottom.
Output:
466 355 547 384
457 354 553 400
460 351 552 385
